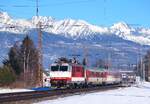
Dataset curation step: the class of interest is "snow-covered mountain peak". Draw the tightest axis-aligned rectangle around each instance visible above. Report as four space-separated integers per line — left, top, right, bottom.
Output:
111 22 130 30
0 12 11 19
0 12 12 23
110 22 133 35
50 18 109 38
50 19 93 37
58 19 87 27
32 16 55 25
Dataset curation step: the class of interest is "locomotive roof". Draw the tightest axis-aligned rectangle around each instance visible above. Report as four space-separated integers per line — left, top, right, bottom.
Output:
51 63 70 66
119 70 135 73
85 67 106 72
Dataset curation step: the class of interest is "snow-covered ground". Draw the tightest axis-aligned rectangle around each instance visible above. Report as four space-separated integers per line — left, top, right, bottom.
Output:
0 88 33 94
35 82 150 104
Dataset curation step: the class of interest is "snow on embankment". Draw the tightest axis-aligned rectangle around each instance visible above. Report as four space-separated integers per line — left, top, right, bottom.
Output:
140 81 150 88
35 82 150 104
0 88 33 94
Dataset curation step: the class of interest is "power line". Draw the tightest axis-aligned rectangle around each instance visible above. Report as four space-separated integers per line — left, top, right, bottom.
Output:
0 0 97 8
0 0 98 21
40 0 97 7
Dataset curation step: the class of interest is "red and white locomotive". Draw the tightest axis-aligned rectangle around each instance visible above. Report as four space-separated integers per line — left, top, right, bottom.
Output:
49 60 122 88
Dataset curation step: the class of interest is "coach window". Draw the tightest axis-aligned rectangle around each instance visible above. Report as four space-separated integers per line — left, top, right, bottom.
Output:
101 73 103 77
92 72 94 77
60 66 68 71
96 73 99 77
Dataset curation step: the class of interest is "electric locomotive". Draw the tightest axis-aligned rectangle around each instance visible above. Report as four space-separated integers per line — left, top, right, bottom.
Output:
49 58 122 88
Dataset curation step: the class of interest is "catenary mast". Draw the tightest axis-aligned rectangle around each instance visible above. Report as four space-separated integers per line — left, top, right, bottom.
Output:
36 0 43 87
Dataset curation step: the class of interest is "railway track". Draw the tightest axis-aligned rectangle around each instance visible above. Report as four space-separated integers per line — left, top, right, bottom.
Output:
0 84 121 103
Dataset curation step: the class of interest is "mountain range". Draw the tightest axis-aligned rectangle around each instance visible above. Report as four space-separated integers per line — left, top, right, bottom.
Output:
0 11 150 69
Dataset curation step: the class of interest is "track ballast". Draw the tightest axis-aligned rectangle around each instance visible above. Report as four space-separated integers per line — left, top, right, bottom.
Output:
0 84 122 103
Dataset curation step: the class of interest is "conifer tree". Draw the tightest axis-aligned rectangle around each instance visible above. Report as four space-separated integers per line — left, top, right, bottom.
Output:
8 44 22 76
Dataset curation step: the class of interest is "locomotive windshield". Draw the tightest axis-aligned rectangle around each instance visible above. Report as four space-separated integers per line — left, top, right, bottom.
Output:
51 65 68 71
60 66 68 71
51 65 59 71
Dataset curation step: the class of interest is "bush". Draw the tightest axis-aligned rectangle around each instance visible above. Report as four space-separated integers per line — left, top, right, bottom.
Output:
0 65 16 86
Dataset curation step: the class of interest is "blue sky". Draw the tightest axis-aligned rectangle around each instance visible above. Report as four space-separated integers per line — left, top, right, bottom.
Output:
0 0 150 27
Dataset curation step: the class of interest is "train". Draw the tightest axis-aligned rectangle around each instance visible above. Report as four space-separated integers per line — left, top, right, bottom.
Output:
120 71 136 86
49 59 124 88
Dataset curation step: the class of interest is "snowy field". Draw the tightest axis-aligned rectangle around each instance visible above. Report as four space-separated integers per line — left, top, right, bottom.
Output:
35 82 150 104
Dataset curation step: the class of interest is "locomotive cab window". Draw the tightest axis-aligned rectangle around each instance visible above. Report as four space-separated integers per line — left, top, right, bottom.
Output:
60 66 68 71
51 65 59 71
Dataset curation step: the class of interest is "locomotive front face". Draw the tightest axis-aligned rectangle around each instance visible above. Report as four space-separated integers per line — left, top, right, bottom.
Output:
50 64 71 87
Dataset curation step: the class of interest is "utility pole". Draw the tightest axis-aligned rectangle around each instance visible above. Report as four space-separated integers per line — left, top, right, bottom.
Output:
36 0 39 17
140 45 145 81
143 61 145 81
107 41 112 70
141 56 146 81
36 0 43 87
83 45 88 66
108 50 111 70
